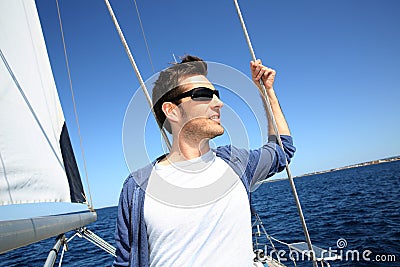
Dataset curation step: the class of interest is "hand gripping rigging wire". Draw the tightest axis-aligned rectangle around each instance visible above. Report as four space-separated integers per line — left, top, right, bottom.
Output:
232 1 318 267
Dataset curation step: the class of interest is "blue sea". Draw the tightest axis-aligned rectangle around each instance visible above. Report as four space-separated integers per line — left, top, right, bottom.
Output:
1 161 399 266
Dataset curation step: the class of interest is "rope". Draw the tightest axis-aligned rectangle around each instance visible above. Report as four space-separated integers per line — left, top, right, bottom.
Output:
269 236 291 247
55 0 93 208
253 213 281 263
232 1 317 266
104 0 172 150
132 0 155 72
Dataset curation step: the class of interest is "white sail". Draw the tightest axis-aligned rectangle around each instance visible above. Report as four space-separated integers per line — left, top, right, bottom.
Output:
0 0 97 254
0 0 84 205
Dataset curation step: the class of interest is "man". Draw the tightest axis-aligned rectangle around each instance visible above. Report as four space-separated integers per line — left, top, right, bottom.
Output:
114 55 295 267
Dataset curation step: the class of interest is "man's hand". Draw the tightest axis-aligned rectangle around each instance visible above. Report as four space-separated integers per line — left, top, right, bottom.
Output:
250 59 276 90
250 59 290 136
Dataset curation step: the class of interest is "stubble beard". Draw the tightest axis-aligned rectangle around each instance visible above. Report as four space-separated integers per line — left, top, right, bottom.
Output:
180 118 224 143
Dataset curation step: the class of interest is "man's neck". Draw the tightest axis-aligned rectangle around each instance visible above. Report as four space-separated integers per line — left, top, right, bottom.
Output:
159 138 211 166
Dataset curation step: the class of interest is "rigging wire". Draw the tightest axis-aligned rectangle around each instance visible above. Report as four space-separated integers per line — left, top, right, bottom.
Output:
252 213 281 263
172 53 178 63
132 0 155 73
58 242 67 267
232 1 317 267
57 228 116 266
77 227 117 257
104 0 172 150
55 0 93 209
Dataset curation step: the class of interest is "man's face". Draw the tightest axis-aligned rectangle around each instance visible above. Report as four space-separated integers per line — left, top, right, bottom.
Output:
175 75 224 141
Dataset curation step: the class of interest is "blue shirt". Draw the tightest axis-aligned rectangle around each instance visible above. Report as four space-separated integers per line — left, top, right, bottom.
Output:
113 135 295 267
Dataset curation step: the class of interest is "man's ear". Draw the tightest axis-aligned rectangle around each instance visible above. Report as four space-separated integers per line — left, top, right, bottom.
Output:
162 102 179 123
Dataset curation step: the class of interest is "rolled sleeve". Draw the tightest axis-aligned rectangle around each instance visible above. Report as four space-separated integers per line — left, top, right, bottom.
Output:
251 135 295 185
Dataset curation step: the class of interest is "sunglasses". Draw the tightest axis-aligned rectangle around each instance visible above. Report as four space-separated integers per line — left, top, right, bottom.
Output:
169 87 220 103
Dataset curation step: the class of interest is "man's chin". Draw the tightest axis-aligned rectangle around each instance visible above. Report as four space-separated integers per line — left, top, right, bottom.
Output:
209 126 224 138
181 121 224 140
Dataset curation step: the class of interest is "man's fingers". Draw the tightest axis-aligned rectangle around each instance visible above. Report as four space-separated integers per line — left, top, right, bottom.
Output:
254 66 273 80
250 59 262 70
251 60 276 88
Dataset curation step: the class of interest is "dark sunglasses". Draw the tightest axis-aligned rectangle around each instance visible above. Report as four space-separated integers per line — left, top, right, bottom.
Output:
170 87 220 103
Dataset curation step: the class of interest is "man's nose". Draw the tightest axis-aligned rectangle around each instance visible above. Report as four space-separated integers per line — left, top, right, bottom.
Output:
211 94 224 108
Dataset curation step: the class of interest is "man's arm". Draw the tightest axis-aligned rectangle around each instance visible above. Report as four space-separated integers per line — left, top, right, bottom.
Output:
250 59 290 136
247 60 295 187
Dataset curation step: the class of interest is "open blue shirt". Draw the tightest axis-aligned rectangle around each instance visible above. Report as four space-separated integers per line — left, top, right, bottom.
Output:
113 135 295 267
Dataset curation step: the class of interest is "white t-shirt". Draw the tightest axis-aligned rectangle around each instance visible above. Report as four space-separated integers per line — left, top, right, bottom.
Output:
144 150 254 267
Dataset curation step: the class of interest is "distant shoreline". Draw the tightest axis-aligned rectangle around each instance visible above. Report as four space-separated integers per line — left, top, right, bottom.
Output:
265 156 400 183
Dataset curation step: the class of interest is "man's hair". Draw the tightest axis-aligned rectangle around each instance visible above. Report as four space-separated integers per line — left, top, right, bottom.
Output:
152 55 208 133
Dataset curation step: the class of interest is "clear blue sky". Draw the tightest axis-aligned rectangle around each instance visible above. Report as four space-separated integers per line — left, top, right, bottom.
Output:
35 0 400 208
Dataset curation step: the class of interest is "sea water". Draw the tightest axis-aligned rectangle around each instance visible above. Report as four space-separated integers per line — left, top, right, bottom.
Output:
1 161 399 266
251 160 400 267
